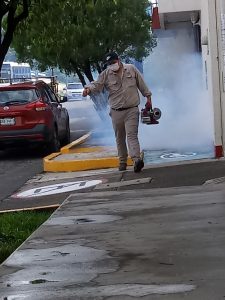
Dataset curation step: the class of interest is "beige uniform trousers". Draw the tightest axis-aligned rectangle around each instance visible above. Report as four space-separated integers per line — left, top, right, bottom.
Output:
110 106 140 164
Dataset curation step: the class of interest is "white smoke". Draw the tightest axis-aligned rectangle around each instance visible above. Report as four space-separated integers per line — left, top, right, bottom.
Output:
83 23 214 155
140 24 214 153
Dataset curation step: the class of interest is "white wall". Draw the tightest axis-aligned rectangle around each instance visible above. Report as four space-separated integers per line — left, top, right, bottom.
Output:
156 0 225 157
215 0 225 154
142 21 214 152
158 0 201 13
203 0 223 155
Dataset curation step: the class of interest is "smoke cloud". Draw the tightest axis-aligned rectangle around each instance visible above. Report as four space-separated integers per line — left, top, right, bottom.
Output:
81 24 214 156
139 24 214 153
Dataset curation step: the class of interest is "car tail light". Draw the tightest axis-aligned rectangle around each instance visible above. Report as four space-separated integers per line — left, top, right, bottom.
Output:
27 100 48 111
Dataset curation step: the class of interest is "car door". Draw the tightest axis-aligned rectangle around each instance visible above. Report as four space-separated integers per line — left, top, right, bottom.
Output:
44 85 66 137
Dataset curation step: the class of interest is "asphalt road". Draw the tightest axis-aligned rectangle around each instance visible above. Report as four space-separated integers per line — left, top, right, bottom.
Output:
0 99 102 205
63 98 104 135
0 128 86 204
0 148 43 202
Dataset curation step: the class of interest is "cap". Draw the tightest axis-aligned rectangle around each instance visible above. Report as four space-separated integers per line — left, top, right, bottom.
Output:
104 51 119 64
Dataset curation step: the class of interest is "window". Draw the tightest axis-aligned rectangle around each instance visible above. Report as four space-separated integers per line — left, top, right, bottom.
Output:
0 89 38 104
45 85 58 103
40 88 51 104
67 83 83 90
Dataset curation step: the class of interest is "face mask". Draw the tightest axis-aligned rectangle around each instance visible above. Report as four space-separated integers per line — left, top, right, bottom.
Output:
108 62 120 72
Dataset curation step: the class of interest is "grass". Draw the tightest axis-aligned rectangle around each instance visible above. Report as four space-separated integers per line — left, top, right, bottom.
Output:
0 210 53 264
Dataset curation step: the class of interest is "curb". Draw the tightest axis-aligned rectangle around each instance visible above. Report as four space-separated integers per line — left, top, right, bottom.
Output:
44 155 132 172
43 132 133 172
60 132 91 154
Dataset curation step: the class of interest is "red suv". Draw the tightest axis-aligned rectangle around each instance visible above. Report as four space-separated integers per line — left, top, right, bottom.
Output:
0 80 70 153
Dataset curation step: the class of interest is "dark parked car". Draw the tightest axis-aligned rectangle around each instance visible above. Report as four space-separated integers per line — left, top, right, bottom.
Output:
0 80 70 153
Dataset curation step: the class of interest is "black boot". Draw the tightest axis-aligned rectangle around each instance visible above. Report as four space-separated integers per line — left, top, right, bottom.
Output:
118 163 127 171
134 159 144 173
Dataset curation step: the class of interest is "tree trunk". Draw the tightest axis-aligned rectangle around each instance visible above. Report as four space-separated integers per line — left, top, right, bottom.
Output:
75 67 86 86
96 62 102 74
83 60 94 82
0 45 8 72
0 10 15 71
0 27 14 71
69 59 86 86
0 1 29 71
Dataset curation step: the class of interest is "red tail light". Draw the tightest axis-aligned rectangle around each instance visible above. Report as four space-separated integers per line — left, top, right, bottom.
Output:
26 100 48 111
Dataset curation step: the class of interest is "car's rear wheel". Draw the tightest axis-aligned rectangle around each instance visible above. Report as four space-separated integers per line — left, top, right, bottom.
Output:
46 126 60 154
61 120 70 146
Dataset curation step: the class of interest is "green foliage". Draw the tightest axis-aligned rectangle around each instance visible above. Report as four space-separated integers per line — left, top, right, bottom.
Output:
0 0 30 68
0 210 53 264
12 0 156 81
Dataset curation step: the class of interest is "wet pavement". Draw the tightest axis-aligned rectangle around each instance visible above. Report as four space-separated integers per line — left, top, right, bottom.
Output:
1 159 225 299
2 158 225 212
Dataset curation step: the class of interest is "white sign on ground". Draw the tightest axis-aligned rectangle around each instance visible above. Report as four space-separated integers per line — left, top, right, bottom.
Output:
160 152 197 159
13 180 102 198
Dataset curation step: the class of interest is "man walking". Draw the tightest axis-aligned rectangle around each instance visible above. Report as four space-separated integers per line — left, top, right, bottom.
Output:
83 52 153 172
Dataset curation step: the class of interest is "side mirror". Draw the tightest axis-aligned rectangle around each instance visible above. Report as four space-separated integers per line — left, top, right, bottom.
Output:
60 95 68 103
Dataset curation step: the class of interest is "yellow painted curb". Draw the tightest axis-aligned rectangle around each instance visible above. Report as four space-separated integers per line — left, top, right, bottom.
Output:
44 156 133 172
61 132 92 154
69 146 111 153
44 152 61 160
44 132 133 172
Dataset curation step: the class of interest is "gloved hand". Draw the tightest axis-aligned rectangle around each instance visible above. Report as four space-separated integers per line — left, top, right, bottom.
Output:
142 102 152 117
146 96 152 110
145 101 152 111
82 87 90 97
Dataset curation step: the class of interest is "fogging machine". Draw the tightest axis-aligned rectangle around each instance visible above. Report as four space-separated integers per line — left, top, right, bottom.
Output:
141 102 162 125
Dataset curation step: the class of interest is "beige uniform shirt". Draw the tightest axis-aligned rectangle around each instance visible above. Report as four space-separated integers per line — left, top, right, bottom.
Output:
87 63 152 110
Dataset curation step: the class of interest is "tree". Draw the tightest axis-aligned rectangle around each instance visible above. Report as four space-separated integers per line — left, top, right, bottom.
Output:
12 0 156 85
0 0 30 70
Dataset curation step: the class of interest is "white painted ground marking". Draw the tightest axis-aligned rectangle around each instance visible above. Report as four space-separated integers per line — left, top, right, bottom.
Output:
160 152 197 159
204 176 225 185
12 180 102 198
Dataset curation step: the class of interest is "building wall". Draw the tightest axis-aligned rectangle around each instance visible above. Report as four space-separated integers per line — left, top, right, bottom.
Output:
158 0 201 13
157 0 225 157
205 0 223 155
215 0 225 155
143 22 214 151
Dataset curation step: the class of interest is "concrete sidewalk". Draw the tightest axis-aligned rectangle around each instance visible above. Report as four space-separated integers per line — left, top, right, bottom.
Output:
1 160 225 299
43 132 214 173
